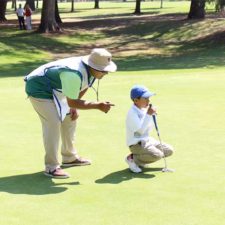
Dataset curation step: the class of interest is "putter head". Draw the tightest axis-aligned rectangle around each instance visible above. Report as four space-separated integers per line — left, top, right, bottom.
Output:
162 167 175 172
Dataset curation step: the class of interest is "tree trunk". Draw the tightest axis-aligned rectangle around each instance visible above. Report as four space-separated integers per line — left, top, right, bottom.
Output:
12 0 17 10
160 0 163 9
94 0 99 9
55 0 62 24
216 0 225 11
71 0 75 12
36 0 39 9
38 0 61 33
26 0 35 11
0 0 7 22
134 0 141 14
188 0 205 19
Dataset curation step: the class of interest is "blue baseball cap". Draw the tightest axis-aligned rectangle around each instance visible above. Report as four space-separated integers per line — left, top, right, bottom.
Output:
130 85 155 99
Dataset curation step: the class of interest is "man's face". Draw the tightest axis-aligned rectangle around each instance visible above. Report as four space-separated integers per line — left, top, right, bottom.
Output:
90 67 108 79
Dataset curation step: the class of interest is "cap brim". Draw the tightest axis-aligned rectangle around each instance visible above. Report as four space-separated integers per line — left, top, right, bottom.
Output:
82 55 117 72
142 92 156 98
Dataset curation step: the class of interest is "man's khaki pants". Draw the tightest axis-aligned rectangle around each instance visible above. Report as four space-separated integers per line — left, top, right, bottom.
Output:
30 97 78 171
129 138 174 165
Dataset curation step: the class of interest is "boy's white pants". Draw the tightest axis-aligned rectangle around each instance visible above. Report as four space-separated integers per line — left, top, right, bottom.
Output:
29 97 78 171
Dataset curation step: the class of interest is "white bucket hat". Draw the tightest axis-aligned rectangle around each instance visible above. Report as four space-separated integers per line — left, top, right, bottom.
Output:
82 48 117 72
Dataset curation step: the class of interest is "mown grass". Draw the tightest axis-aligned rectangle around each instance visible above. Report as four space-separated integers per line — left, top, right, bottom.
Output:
0 2 225 225
1 69 225 225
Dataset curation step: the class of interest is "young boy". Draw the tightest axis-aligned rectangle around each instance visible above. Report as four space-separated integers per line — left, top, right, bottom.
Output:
125 85 174 173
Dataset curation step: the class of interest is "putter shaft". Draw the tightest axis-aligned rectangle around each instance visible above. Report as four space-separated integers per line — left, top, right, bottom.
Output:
152 114 174 173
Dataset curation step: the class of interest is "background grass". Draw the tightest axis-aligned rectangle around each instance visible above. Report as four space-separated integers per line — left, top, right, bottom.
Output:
0 1 225 225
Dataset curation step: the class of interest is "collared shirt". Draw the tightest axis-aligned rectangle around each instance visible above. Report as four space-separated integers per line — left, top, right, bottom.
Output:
126 104 154 147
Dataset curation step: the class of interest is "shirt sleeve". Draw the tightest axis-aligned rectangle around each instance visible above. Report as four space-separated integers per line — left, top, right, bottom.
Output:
59 70 82 99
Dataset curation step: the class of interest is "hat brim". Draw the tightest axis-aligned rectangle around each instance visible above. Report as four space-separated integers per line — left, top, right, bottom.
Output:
82 55 117 72
142 92 156 98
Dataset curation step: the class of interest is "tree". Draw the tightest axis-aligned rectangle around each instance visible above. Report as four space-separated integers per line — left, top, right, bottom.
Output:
215 0 225 11
71 0 75 12
26 0 35 11
188 0 206 19
39 0 61 32
94 0 100 9
55 0 62 24
0 0 7 22
12 0 17 10
36 0 39 9
160 0 163 9
134 0 141 14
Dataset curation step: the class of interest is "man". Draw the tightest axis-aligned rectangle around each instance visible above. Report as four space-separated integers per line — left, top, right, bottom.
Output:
16 4 25 30
25 48 117 178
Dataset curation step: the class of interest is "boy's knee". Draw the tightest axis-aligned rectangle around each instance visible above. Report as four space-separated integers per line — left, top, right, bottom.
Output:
158 143 174 157
166 149 173 157
164 145 174 157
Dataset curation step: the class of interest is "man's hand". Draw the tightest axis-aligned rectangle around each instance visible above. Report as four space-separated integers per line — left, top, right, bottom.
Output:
97 101 115 113
70 108 79 121
67 98 114 113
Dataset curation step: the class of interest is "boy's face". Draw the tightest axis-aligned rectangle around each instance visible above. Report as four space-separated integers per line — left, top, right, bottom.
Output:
134 97 150 109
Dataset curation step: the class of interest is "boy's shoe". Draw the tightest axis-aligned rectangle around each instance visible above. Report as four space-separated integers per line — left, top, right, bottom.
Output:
62 157 91 167
125 157 142 173
44 168 70 179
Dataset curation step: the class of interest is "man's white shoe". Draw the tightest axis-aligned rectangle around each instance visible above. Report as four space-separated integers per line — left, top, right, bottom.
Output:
125 157 142 173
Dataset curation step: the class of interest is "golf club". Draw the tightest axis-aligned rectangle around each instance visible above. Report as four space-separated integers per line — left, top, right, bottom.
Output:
151 112 175 172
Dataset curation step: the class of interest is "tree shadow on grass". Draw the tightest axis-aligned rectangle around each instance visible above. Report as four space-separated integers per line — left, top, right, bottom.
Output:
95 168 162 184
76 11 159 20
2 12 225 78
115 46 225 71
0 60 48 78
0 172 79 195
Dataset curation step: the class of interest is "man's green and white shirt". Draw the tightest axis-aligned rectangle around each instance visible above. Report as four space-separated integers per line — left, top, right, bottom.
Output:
25 57 95 100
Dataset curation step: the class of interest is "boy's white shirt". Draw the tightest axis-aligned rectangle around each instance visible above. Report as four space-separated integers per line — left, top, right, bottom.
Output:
126 104 154 147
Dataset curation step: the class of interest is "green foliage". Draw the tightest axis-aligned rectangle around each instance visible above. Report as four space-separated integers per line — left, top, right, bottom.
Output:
215 0 225 11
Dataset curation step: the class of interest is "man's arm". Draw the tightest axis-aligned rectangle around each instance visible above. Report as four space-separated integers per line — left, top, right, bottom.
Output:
67 98 114 113
78 88 88 99
60 71 114 113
